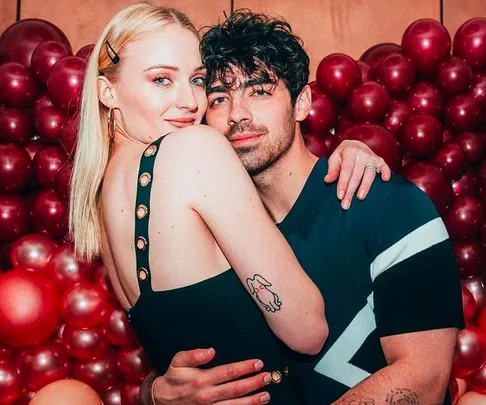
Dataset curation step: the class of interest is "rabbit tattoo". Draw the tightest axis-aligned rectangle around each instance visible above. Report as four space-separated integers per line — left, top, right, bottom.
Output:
246 274 282 312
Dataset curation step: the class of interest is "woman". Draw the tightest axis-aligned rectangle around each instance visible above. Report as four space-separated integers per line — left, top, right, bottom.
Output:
69 3 389 404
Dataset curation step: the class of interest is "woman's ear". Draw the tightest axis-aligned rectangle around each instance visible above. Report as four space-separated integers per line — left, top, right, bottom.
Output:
294 84 312 122
97 76 118 109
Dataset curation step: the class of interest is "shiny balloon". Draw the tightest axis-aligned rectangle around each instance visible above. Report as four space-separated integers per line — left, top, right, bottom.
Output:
0 143 32 193
316 53 362 102
346 81 389 123
59 116 78 157
46 56 87 115
0 195 29 242
374 53 416 96
30 379 103 405
454 240 486 277
0 63 38 108
33 92 55 117
94 263 117 303
301 82 338 135
120 383 140 405
359 43 401 68
382 100 412 135
464 277 486 315
0 107 32 145
0 269 60 347
304 133 331 158
31 41 72 85
453 18 486 71
117 347 152 383
445 95 482 132
32 146 68 188
61 324 109 360
400 114 442 159
356 60 372 82
72 347 120 393
401 19 451 74
55 161 73 200
431 142 467 181
401 161 453 215
17 340 71 391
453 169 479 198
0 359 23 404
469 73 486 105
444 195 484 240
455 132 485 163
48 244 93 291
453 326 486 378
101 384 122 405
407 81 443 118
76 44 95 62
0 344 16 361
463 286 477 323
35 106 67 144
30 188 69 238
437 57 473 95
335 113 356 136
10 233 57 271
102 305 139 348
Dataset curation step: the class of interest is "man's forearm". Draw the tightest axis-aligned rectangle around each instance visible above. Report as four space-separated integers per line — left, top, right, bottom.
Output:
139 371 160 405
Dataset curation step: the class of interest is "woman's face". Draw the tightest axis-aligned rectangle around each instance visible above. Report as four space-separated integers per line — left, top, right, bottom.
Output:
107 24 208 143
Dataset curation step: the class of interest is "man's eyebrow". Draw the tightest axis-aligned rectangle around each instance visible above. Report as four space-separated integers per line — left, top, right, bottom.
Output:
206 85 228 95
244 77 275 88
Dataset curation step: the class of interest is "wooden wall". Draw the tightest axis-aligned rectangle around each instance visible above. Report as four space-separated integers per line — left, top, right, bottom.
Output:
1 0 484 79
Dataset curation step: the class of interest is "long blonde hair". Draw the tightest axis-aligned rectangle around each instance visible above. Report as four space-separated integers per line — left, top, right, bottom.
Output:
69 2 198 262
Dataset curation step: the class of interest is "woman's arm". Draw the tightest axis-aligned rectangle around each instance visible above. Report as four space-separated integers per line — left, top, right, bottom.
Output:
161 126 327 355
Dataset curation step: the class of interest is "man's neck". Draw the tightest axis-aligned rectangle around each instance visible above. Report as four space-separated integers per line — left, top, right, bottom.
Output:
252 138 318 224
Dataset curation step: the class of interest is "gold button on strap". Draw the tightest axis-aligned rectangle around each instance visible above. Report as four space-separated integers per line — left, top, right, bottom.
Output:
139 172 151 187
138 267 148 280
144 145 157 157
136 236 147 250
271 370 282 384
136 204 148 219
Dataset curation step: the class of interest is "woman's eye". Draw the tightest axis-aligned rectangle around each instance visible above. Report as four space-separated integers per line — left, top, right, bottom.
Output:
191 77 206 87
153 77 171 85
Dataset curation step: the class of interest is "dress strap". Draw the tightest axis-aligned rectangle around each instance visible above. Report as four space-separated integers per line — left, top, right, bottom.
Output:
133 135 167 295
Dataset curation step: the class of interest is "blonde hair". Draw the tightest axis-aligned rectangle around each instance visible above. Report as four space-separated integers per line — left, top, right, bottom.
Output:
69 2 198 262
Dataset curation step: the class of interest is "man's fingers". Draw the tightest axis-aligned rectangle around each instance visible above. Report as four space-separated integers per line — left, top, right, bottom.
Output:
170 348 216 368
205 359 265 385
206 372 271 403
217 391 271 405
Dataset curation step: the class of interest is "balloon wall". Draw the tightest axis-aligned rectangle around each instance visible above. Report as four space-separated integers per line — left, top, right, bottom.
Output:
0 19 151 405
303 17 486 404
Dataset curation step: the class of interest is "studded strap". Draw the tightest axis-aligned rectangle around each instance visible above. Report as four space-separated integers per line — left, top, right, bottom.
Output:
134 136 166 294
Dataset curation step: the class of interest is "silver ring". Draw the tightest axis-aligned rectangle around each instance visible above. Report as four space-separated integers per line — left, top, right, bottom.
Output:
364 163 380 174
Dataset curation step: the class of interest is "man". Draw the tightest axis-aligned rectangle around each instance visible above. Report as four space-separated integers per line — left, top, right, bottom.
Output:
140 11 463 405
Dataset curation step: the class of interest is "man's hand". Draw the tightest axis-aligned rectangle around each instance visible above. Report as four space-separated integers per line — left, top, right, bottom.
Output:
141 348 272 405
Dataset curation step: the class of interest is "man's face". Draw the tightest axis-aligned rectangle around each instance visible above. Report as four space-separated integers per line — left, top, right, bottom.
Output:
204 67 298 176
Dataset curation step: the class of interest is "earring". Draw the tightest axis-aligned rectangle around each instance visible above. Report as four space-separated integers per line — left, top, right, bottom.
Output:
107 107 116 139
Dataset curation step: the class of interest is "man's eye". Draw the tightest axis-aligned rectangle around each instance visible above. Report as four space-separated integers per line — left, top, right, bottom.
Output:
210 96 227 106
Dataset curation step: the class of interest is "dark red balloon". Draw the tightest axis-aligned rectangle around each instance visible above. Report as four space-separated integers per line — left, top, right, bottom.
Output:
464 277 486 315
17 340 71 391
0 19 71 67
0 63 38 108
437 57 473 95
0 359 23 404
0 195 29 242
47 56 87 115
479 307 486 338
443 129 455 143
341 124 401 172
32 146 68 188
431 142 466 181
0 144 32 193
453 18 486 71
453 169 479 198
48 243 93 291
25 139 47 161
454 240 486 277
401 19 451 74
0 269 61 347
466 362 486 394
10 233 57 271
76 44 95 62
59 116 78 157
117 347 152 383
0 107 32 145
400 114 442 159
335 113 356 136
316 53 361 102
101 384 122 405
356 60 372 82
30 188 69 238
31 41 72 85
11 390 35 405
94 263 117 303
61 281 108 329
463 284 478 323
72 347 120 393
61 324 109 360
55 161 73 200
470 73 486 105
304 133 330 158
0 243 13 272
301 82 338 135
407 81 443 118
102 305 139 348
33 92 55 117
120 383 140 405
382 100 412 135
374 53 416 96
0 344 16 361
452 326 486 378
445 195 484 240
35 106 67 144
401 161 453 215
456 132 485 163
445 95 482 132
346 81 389 123
359 43 401 68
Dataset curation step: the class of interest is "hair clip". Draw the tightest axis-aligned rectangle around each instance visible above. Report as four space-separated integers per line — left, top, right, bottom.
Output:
105 41 120 64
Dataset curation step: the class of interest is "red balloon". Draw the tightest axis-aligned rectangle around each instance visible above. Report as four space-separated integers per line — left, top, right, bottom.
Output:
453 18 486 71
356 60 372 82
47 56 87 115
334 113 356 136
72 347 120 393
437 57 473 95
101 384 122 405
61 324 109 360
76 44 95 62
401 161 453 215
0 344 16 361
0 195 29 242
117 347 152 383
35 106 67 144
17 340 71 391
0 243 13 272
346 81 389 123
30 188 69 238
464 277 486 315
304 133 330 158
444 196 484 240
55 161 73 200
120 383 140 405
374 53 416 96
452 326 486 378
359 43 401 68
443 129 455 143
469 73 486 105
445 95 482 132
407 81 443 118
0 63 38 108
33 93 55 117
0 107 32 145
431 142 467 181
382 100 412 135
316 53 361 102
0 143 32 193
477 161 486 183
456 132 485 163
10 233 57 271
48 244 93 291
59 116 78 157
453 169 479 198
24 139 47 161
0 359 23 404
32 146 68 188
400 114 442 159
102 305 139 348
454 240 486 277
61 281 108 329
467 362 486 394
341 124 401 172
31 41 72 85
301 82 338 135
94 263 117 303
0 269 61 347
463 285 477 322
11 390 35 405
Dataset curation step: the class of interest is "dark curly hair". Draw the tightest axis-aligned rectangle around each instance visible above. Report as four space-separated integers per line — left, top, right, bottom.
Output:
200 10 309 105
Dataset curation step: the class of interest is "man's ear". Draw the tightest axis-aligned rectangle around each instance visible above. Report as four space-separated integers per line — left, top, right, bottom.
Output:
294 84 312 122
97 76 118 109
